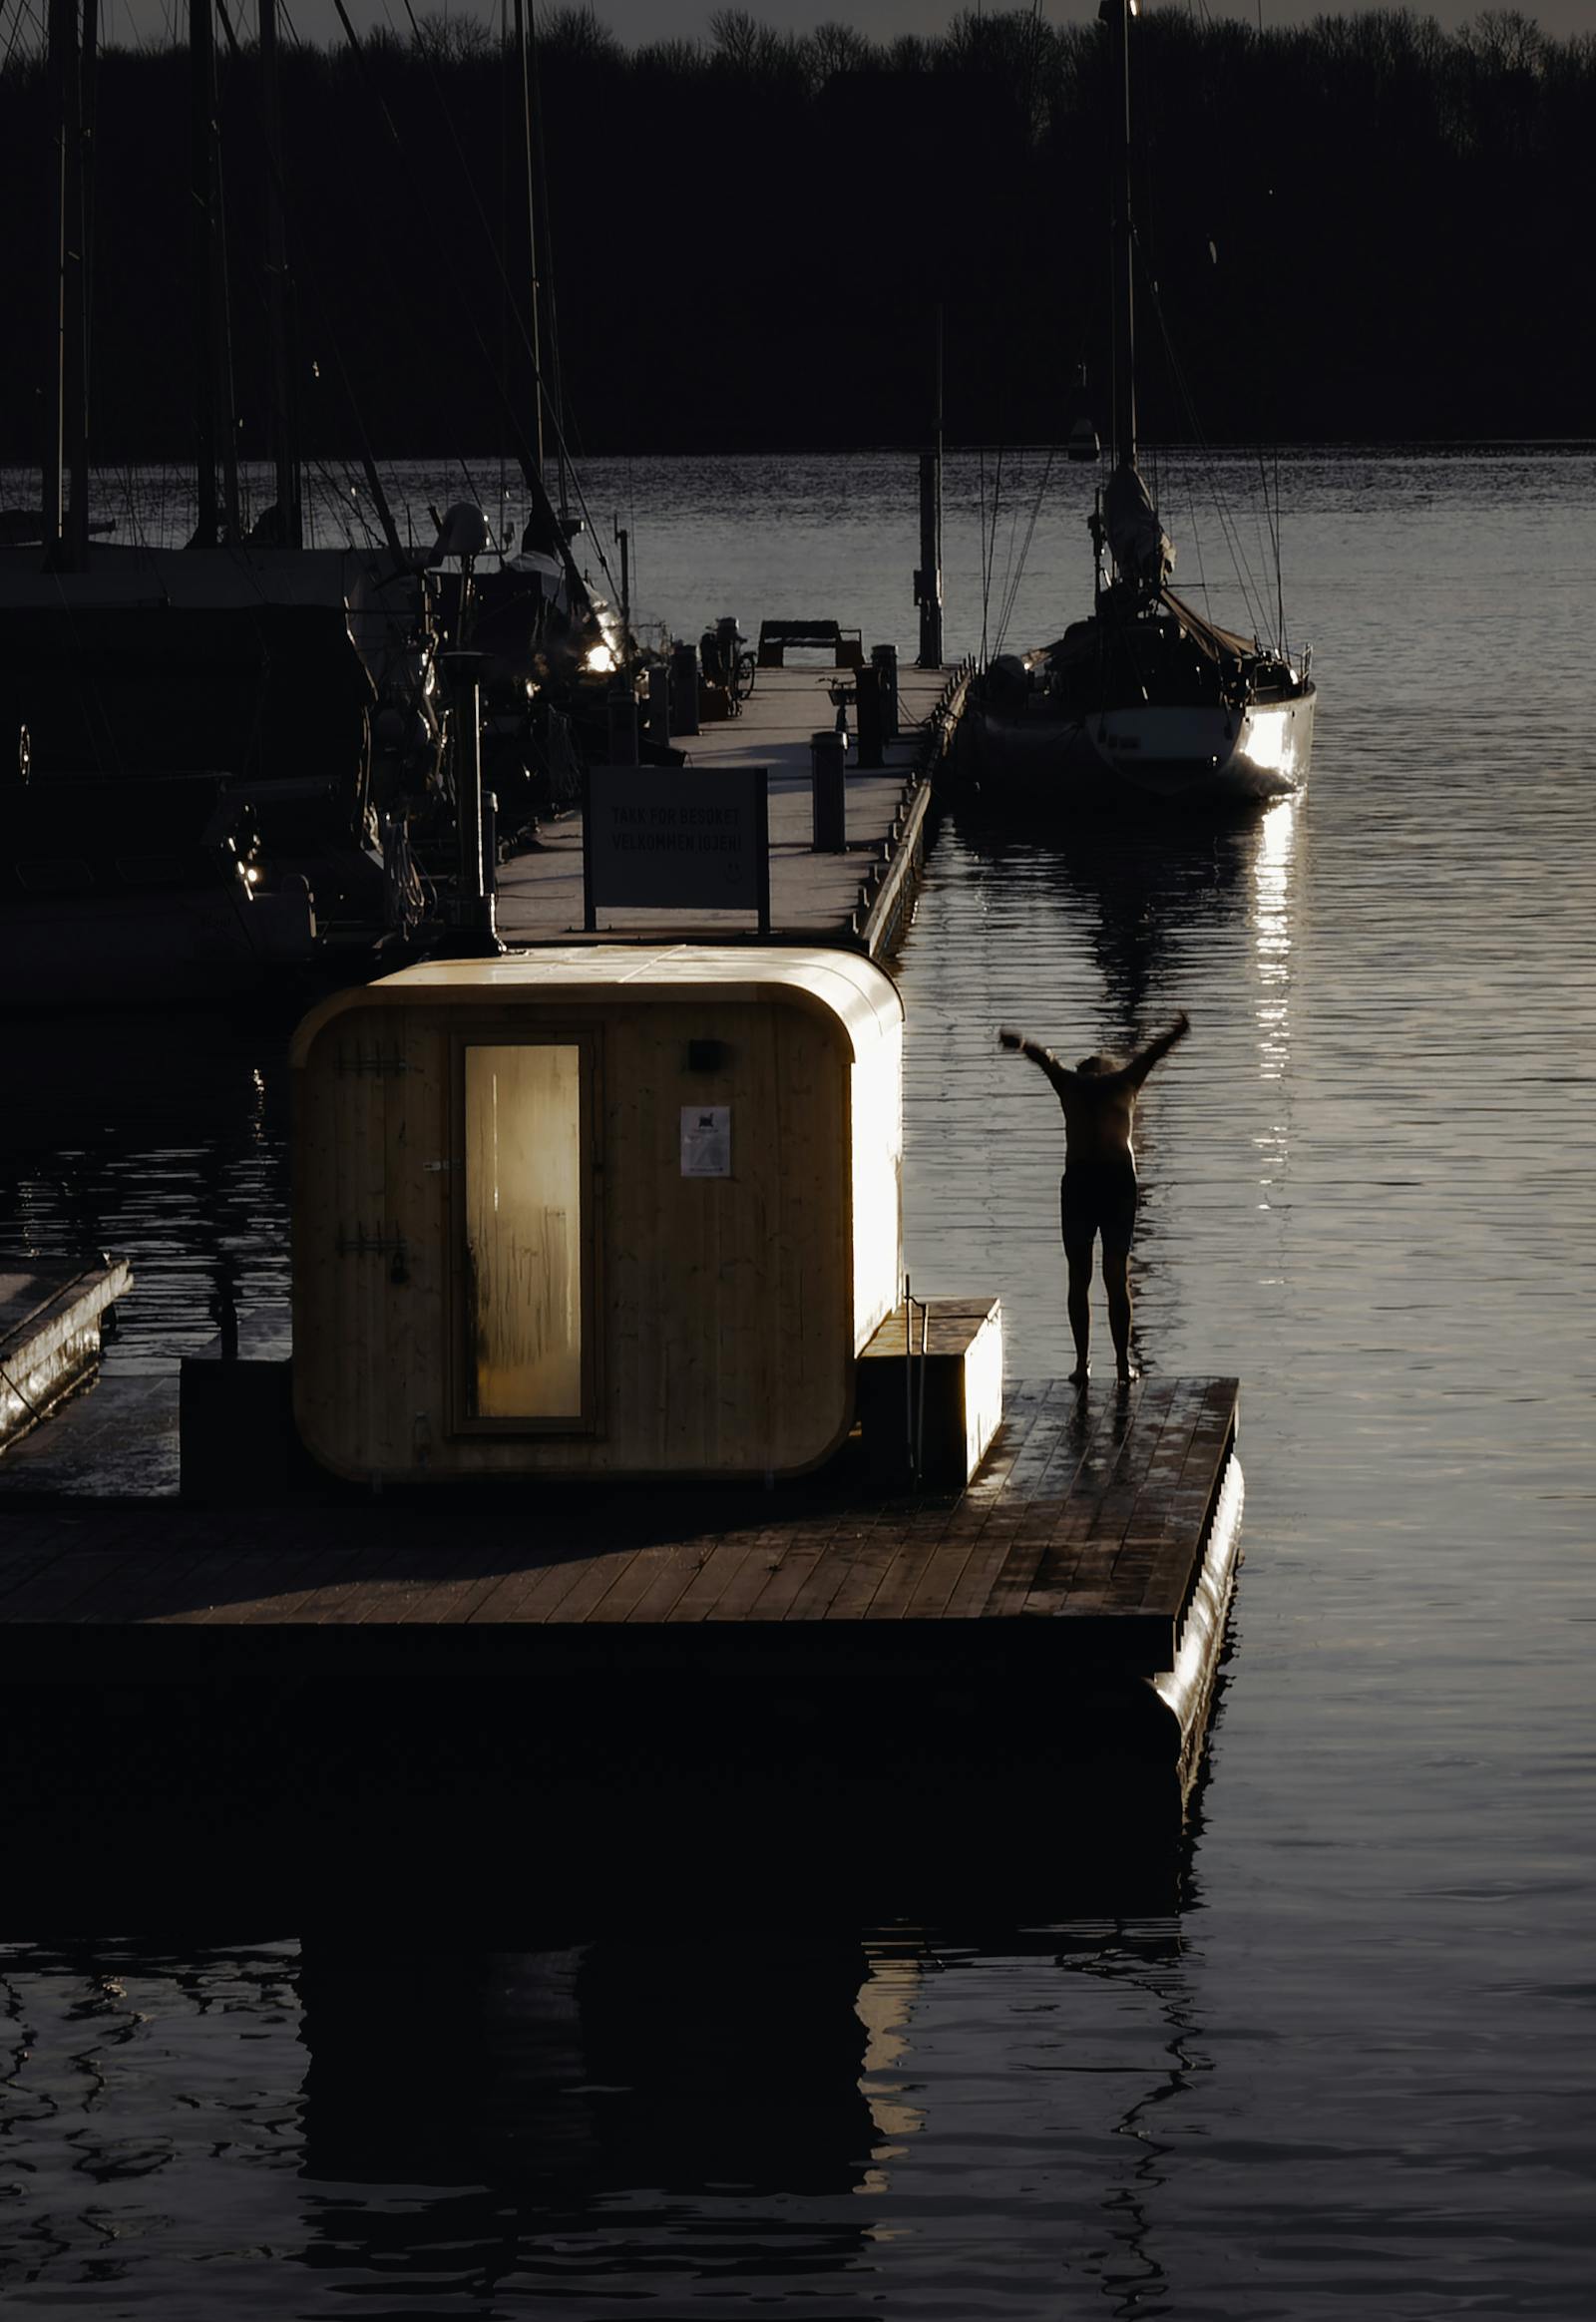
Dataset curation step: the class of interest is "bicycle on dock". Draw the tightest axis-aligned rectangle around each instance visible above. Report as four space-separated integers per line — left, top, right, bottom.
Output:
700 616 756 711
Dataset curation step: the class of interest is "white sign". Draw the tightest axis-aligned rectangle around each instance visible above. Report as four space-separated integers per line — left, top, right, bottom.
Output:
680 1105 731 1179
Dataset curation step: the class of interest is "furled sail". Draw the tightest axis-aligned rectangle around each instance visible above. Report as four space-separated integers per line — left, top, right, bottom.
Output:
1159 588 1258 667
1104 464 1174 589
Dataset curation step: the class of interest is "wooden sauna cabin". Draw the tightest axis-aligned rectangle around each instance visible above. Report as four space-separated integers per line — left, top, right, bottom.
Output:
289 946 906 1483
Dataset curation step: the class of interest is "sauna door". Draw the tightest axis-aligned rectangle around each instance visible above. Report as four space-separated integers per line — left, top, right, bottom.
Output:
454 1034 598 1430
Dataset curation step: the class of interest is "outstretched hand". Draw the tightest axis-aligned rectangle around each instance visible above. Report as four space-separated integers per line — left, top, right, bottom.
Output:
998 1024 1023 1050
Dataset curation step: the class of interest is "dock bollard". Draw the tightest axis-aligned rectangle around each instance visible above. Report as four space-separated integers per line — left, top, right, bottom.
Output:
871 643 900 741
811 728 847 851
669 640 699 735
856 664 884 769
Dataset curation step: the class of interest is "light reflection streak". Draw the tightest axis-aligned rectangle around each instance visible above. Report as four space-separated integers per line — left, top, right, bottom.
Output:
855 1945 927 2210
1251 799 1298 1203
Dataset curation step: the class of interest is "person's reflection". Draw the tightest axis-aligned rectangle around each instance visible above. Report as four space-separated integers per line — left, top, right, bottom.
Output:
297 1947 594 2190
1050 1920 1201 2317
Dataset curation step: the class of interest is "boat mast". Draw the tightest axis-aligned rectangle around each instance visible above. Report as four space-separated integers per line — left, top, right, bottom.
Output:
916 304 944 669
259 0 302 547
513 0 544 483
45 0 94 569
190 0 219 543
1105 0 1138 477
190 0 239 545
67 0 97 567
523 3 570 525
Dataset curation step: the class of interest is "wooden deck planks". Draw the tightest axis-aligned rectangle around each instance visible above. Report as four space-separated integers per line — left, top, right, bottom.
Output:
976 1387 1130 1620
743 1514 853 1622
491 660 954 955
661 1527 781 1624
864 1501 963 1620
0 1381 1238 1659
1023 1379 1189 1619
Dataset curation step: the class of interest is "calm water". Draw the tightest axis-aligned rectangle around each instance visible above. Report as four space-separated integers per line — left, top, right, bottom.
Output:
3 450 1594 2314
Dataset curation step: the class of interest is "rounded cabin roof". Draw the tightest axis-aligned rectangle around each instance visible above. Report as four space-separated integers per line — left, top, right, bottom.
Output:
290 945 903 1067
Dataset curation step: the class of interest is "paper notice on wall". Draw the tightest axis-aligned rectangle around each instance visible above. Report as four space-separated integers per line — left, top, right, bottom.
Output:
680 1105 731 1178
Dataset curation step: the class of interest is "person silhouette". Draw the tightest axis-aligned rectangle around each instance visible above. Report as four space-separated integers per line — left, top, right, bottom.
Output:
998 1010 1190 1384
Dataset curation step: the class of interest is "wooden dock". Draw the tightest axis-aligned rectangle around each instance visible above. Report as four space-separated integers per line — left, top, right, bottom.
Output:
496 658 970 958
0 1256 131 1450
0 1376 1240 1919
0 1376 1236 1693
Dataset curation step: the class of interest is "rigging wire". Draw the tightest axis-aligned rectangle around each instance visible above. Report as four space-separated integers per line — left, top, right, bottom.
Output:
979 442 1007 665
0 0 42 73
1122 7 1287 651
1145 275 1276 643
992 459 1025 648
993 445 1054 658
381 0 619 603
1125 181 1286 649
498 0 511 524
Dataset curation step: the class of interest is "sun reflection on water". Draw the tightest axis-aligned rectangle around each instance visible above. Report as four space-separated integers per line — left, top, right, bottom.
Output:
1251 798 1298 1210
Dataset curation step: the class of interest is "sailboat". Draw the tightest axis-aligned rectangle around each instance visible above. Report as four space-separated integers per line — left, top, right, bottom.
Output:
971 0 1316 811
0 0 612 1000
0 0 452 1002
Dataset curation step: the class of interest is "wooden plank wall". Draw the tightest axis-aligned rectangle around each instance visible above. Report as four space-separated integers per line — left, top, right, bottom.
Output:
294 998 865 1481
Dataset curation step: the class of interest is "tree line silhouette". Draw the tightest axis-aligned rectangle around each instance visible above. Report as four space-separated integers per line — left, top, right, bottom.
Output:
2 5 1591 473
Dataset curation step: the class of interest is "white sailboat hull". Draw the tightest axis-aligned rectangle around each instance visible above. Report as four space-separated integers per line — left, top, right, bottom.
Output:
1086 685 1316 802
966 680 1315 813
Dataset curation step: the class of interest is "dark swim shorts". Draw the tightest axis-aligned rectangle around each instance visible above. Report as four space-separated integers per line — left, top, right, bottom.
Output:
1060 1162 1137 1255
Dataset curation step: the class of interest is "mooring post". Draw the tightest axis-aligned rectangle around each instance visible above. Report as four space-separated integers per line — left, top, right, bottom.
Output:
810 728 847 851
871 642 900 741
670 638 699 735
645 661 671 749
856 664 884 769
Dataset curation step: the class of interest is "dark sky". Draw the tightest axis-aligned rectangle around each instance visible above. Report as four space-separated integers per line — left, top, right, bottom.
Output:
96 2 1593 53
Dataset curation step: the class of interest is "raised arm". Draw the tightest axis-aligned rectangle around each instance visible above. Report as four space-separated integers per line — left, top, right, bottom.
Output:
998 1024 1075 1098
1124 1010 1191 1088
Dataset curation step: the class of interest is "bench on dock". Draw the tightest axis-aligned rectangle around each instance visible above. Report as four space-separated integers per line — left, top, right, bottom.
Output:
757 618 865 670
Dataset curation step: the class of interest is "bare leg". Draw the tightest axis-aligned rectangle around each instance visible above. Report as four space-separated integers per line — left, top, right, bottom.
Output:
1065 1243 1093 1383
1102 1246 1137 1380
